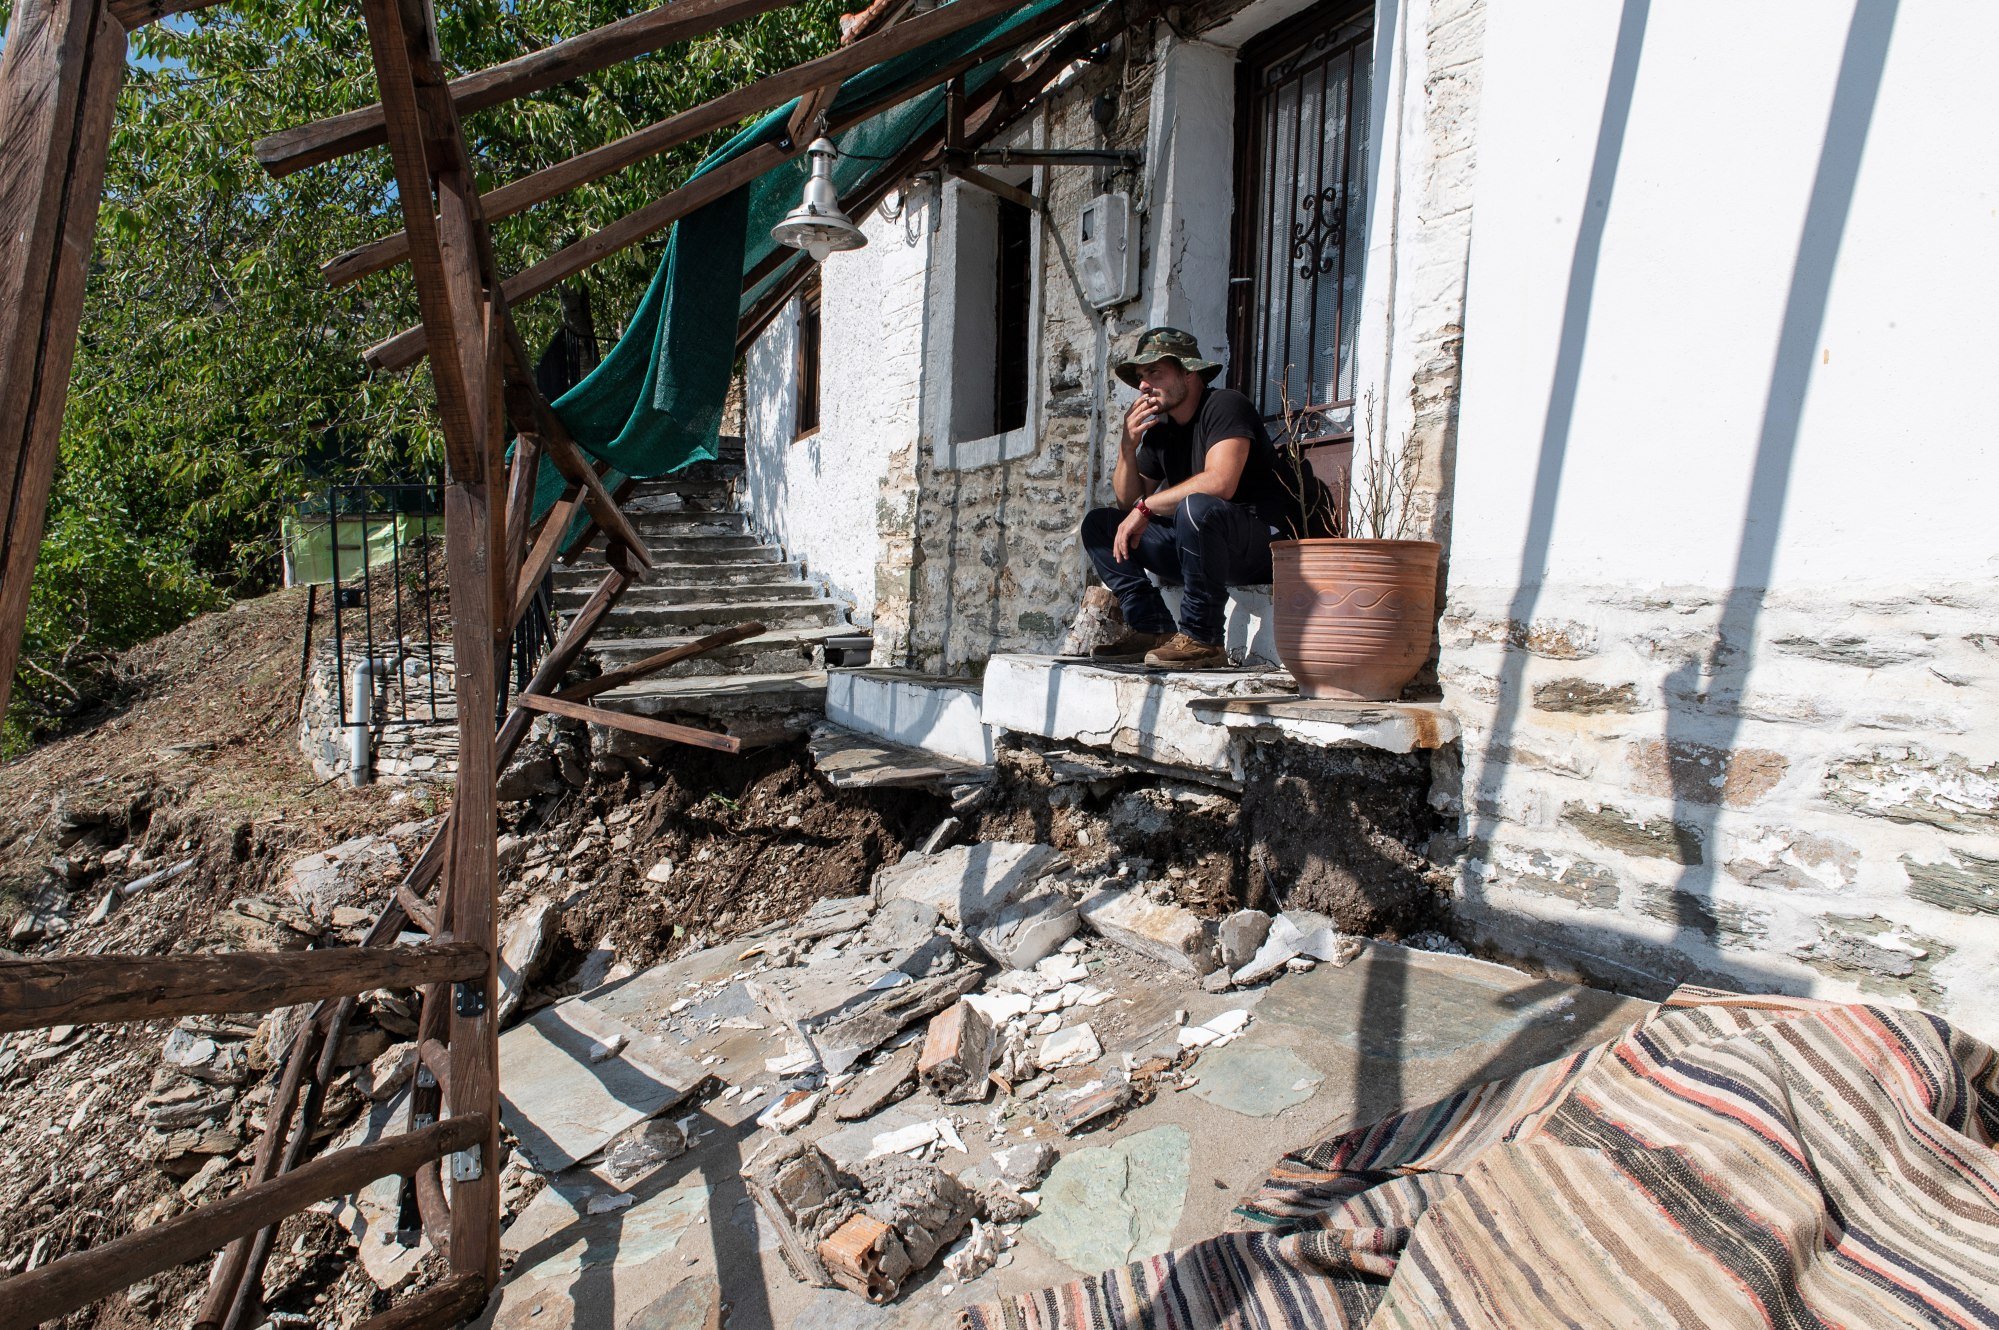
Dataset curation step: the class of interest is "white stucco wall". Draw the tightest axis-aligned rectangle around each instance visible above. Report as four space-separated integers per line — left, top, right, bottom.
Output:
1440 0 1999 1033
743 195 935 625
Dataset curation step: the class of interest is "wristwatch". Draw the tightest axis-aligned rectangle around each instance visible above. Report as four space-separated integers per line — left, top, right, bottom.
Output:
1133 497 1153 520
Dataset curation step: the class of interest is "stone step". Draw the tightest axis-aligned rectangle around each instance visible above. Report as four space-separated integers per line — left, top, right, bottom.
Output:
590 671 828 722
553 559 805 589
625 509 747 532
622 479 734 509
587 624 850 677
555 581 822 610
642 536 781 556
588 598 845 636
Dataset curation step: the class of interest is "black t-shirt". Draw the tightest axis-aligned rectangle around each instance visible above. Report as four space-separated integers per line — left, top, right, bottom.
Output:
1135 385 1324 533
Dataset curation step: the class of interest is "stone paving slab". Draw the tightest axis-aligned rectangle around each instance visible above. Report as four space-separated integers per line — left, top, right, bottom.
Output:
474 939 1649 1330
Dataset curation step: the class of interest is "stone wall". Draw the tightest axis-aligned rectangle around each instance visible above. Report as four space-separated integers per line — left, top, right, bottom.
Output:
298 644 458 785
1438 582 1999 1033
902 45 1159 673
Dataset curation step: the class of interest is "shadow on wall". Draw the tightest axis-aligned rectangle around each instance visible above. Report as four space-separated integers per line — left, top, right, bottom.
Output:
1660 0 1899 952
1461 0 1903 997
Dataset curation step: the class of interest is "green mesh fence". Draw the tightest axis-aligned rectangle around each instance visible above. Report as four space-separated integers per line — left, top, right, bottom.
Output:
532 0 1080 527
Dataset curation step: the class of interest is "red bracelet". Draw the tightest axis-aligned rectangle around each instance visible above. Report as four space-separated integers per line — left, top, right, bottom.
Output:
1134 497 1153 519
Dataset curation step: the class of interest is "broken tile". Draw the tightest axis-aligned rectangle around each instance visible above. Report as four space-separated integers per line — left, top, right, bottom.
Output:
495 899 561 1025
1036 1023 1101 1070
1188 1041 1323 1117
1026 1125 1189 1273
499 998 706 1171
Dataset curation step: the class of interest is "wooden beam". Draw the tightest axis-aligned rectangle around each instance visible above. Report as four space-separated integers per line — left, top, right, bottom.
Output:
0 0 125 723
560 474 640 568
358 0 484 475
361 0 1110 371
256 0 798 178
192 1006 330 1328
353 1274 488 1330
107 0 224 28
558 619 765 701
418 1037 454 1099
950 162 1041 213
365 142 787 372
0 943 486 1033
520 691 742 752
321 0 1036 288
0 1114 489 1328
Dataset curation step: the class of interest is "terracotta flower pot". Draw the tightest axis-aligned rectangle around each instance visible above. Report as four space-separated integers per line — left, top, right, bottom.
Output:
1270 539 1442 701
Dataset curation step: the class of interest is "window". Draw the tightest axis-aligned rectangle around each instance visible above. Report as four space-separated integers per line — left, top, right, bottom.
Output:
794 280 821 438
1229 5 1373 440
993 197 1033 435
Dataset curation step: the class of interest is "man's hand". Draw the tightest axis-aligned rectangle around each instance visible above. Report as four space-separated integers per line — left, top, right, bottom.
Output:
1112 504 1150 562
1122 391 1162 448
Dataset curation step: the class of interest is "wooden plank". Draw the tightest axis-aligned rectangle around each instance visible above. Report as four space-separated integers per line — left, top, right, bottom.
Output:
503 432 543 602
418 1036 454 1099
558 619 765 701
494 316 654 570
321 0 1033 287
192 1005 330 1328
218 995 357 1330
0 942 486 1033
106 0 226 28
559 474 640 568
512 485 583 627
365 142 786 372
0 0 125 723
358 0 481 473
397 881 439 935
440 474 504 1289
256 0 797 178
0 1114 488 1328
353 1274 487 1330
951 162 1041 212
519 691 742 753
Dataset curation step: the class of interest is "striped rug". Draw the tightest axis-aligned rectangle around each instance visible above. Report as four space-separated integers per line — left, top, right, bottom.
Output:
961 988 1999 1329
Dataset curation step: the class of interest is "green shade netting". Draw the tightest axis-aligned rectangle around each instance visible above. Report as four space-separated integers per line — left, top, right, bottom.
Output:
529 0 1080 527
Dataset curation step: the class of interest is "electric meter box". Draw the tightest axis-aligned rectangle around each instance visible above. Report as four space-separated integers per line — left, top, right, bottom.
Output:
1078 193 1139 309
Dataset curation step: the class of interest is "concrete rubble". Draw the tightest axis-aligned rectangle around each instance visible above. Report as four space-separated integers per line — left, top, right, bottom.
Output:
290 826 1659 1328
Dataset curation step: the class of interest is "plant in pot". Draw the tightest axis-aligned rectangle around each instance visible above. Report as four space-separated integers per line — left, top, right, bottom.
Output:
1268 389 1441 702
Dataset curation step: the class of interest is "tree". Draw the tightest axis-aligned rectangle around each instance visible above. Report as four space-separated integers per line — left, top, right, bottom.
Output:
3 0 842 751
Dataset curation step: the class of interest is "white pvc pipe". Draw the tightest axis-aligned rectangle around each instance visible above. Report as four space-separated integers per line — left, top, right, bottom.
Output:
348 658 376 785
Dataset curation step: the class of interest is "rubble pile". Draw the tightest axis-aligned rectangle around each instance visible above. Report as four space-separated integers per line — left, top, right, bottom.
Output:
473 830 1378 1315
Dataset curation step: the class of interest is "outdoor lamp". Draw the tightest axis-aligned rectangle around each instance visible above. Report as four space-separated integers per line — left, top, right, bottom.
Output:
772 137 866 263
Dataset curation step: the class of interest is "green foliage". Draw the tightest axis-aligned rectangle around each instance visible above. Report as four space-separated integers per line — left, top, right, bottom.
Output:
7 0 842 749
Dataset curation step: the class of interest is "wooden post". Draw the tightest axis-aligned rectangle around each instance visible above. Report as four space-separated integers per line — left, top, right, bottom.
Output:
0 0 124 720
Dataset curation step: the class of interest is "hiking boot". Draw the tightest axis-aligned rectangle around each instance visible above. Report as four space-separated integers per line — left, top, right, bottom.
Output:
1144 632 1229 670
1089 629 1172 663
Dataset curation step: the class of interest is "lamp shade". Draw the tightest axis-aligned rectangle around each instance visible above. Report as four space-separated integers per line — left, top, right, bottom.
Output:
771 137 867 263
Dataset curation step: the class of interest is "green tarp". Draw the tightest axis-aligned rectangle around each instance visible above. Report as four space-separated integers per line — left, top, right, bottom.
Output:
534 0 1080 524
282 513 443 586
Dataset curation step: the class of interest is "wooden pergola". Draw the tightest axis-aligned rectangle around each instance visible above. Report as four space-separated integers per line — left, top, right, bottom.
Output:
0 0 1132 1322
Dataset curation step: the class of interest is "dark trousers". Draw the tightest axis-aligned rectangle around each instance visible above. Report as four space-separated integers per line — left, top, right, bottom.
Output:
1081 494 1276 645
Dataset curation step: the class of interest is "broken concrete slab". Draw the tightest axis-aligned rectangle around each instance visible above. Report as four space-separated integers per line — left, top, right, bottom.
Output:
1231 912 1360 985
281 833 403 924
1078 886 1219 975
496 898 561 1025
1036 1023 1102 1070
1026 1124 1190 1273
808 722 994 792
794 894 875 941
499 997 709 1171
872 841 1067 929
831 1043 920 1121
504 1170 714 1285
741 1136 851 1287
973 888 1079 970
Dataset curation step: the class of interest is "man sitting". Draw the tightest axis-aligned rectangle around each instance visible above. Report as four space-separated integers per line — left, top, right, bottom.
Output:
1080 327 1316 670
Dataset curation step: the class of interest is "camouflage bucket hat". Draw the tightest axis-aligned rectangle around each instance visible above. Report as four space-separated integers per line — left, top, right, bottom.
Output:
1115 326 1225 389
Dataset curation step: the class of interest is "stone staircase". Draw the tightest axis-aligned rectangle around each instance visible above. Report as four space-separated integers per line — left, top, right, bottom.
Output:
550 442 848 740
